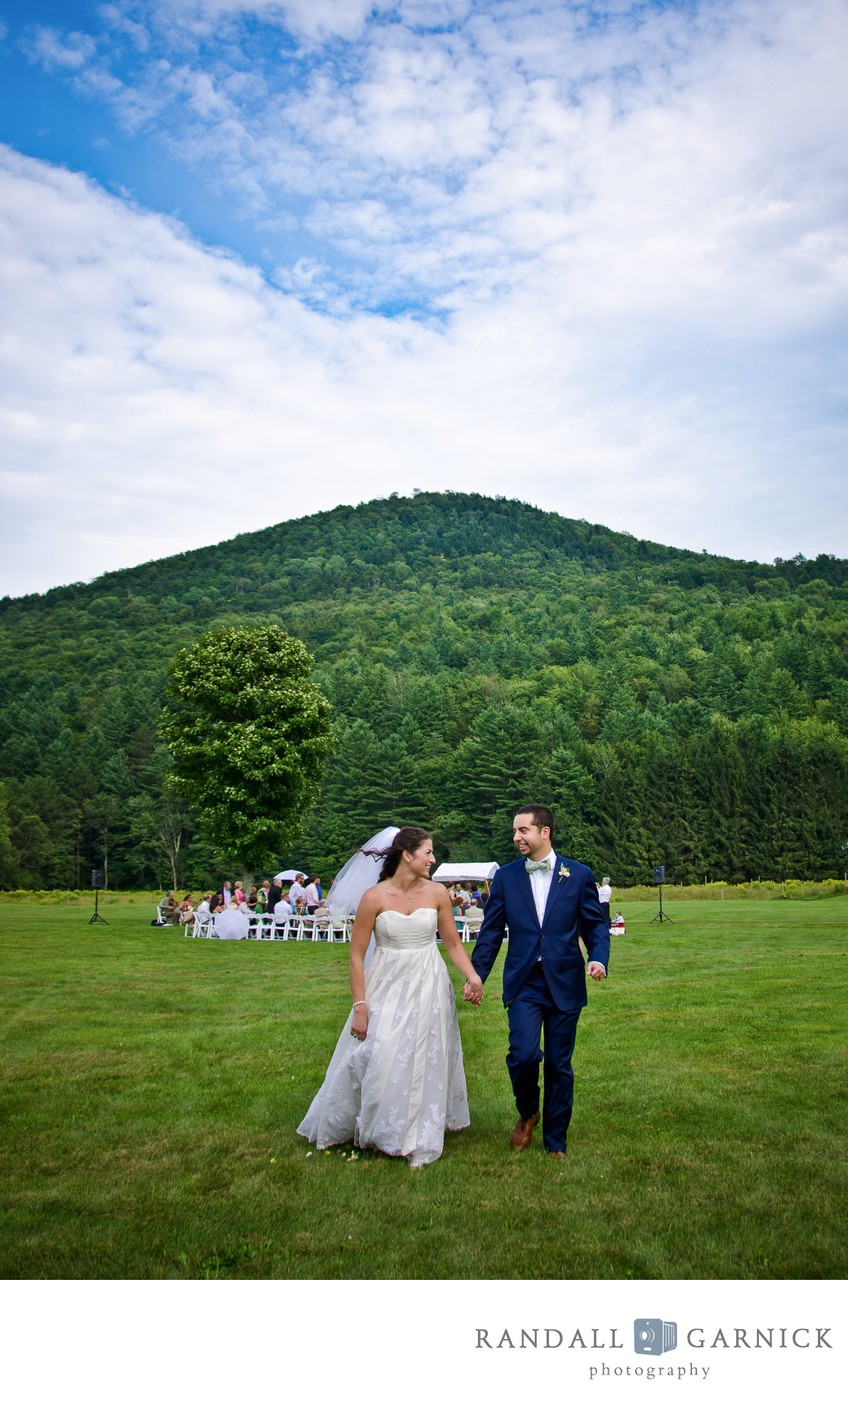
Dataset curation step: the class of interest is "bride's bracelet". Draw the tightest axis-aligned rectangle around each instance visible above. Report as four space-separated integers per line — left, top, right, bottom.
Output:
352 1000 368 1009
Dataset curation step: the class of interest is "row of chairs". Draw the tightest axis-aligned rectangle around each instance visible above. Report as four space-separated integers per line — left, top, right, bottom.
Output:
183 914 487 944
185 912 352 942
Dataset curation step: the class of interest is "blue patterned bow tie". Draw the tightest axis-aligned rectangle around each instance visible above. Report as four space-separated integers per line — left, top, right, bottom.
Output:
525 857 551 874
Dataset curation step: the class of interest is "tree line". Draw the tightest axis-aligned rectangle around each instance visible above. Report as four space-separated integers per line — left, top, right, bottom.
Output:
1 492 846 888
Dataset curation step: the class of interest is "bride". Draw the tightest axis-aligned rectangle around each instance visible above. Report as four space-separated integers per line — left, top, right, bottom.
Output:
297 826 484 1168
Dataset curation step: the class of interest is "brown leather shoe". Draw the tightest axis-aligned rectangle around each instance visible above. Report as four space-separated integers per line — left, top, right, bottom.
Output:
547 1150 567 1160
510 1110 541 1149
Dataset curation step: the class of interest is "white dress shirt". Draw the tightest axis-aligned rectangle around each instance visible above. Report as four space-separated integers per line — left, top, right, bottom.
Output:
528 848 557 925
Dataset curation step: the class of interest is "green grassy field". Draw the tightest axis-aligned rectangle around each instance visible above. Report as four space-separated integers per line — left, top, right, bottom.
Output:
1 898 845 1280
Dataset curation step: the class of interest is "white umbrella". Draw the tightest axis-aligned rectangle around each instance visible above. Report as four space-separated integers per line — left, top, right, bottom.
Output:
431 862 500 883
274 869 307 881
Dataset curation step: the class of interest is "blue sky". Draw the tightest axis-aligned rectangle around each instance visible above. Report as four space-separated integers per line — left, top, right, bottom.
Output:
1 0 846 595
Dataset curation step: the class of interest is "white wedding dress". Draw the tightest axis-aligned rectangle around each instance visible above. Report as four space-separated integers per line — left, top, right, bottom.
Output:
297 908 470 1166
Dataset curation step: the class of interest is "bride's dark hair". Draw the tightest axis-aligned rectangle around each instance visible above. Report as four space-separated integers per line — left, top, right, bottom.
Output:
377 826 431 882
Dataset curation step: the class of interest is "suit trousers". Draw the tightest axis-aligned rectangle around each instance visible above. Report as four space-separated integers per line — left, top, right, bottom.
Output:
506 964 581 1153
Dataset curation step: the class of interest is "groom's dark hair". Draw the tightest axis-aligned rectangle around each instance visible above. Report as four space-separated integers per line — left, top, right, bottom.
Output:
516 804 555 842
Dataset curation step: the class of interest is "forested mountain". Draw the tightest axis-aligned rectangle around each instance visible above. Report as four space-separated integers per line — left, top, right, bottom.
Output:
2 491 847 888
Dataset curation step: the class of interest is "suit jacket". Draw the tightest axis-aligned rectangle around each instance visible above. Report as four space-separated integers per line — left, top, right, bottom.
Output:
471 854 610 1011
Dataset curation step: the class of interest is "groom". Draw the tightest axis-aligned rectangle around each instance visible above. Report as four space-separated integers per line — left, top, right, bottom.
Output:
467 804 610 1158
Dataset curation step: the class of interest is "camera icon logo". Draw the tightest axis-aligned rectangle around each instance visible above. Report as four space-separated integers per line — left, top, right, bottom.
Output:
634 1319 677 1356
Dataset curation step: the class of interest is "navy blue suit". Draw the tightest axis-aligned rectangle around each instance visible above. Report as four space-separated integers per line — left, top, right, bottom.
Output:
471 855 610 1152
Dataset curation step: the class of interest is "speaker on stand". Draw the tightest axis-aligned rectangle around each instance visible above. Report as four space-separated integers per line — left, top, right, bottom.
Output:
650 865 673 924
89 868 109 925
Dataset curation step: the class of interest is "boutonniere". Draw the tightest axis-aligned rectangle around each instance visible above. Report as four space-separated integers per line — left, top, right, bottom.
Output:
558 865 570 883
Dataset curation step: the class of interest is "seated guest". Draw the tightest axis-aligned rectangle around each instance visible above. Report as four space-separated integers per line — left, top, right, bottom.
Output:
159 890 178 922
274 891 293 924
464 902 484 920
178 894 195 925
196 894 213 923
210 893 225 915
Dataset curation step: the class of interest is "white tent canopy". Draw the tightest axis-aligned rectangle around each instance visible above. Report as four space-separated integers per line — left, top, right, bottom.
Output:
432 862 499 884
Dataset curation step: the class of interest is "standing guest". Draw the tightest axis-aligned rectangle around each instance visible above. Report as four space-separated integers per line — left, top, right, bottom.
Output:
304 877 320 913
267 877 282 912
597 876 612 927
222 881 233 907
470 804 609 1159
289 874 307 910
256 880 270 910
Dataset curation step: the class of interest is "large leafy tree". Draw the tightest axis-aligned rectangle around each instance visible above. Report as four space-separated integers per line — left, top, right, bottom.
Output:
160 625 333 867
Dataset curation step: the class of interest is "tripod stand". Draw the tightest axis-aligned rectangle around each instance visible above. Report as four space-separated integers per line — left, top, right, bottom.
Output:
89 886 109 925
650 882 674 924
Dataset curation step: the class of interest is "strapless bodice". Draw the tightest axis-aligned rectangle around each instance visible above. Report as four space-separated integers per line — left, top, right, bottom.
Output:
373 907 438 951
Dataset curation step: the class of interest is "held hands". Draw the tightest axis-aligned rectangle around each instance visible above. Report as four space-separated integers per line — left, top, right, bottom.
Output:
463 974 484 1006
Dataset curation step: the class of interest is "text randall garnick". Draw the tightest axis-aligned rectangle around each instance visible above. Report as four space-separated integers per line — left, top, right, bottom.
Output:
474 1327 832 1350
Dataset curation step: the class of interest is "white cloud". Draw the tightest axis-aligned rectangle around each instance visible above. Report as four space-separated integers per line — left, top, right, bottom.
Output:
21 25 97 71
3 1 847 593
1 137 846 599
34 0 845 326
